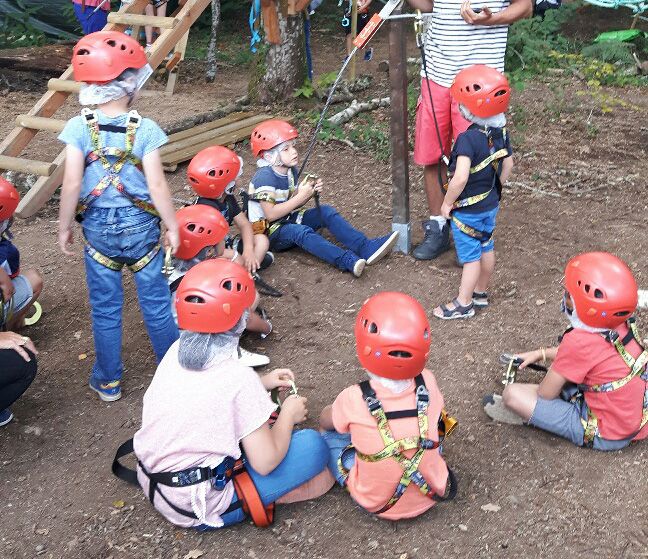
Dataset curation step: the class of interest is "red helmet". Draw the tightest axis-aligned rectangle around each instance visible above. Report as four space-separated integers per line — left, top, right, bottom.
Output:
0 177 19 220
72 31 147 84
187 146 242 199
355 292 431 380
564 252 638 329
175 204 230 260
250 120 298 158
176 259 256 333
450 64 511 118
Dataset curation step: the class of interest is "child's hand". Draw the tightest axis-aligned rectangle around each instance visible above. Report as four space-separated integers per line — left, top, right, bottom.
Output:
313 178 323 193
298 180 316 202
440 202 453 220
58 228 75 256
164 228 180 255
460 0 493 24
0 270 15 302
516 350 543 369
263 368 295 391
281 394 308 424
242 247 259 274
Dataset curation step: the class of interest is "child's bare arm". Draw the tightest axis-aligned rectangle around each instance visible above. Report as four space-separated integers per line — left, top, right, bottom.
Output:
319 405 335 431
260 178 317 222
142 149 179 253
58 145 85 255
0 268 14 301
233 212 259 273
407 0 435 12
440 156 470 218
537 369 567 400
499 155 514 184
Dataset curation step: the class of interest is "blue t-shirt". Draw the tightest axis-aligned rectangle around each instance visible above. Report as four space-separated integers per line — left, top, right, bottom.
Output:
0 236 19 278
448 125 512 214
58 109 168 208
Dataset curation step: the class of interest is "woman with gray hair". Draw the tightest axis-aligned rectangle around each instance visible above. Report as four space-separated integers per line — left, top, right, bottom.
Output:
130 259 332 529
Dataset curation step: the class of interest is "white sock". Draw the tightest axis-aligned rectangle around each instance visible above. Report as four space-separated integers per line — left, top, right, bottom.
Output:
429 215 446 229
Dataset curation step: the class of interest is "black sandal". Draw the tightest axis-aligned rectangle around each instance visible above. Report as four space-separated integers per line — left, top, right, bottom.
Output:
434 298 475 320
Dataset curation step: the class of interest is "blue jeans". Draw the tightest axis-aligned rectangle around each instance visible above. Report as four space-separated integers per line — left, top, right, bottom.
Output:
321 430 355 486
269 205 370 272
198 429 330 529
82 207 179 382
451 206 498 264
73 3 109 35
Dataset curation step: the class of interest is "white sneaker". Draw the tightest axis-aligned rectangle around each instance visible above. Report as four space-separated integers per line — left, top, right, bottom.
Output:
238 346 270 368
353 258 366 278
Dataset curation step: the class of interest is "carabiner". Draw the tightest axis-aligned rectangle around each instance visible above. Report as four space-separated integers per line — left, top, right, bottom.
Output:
162 246 174 277
414 9 424 48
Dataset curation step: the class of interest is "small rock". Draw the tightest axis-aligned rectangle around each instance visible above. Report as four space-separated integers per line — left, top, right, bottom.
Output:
24 425 42 436
535 299 546 306
35 545 45 552
481 503 501 513
368 540 379 551
459 524 468 532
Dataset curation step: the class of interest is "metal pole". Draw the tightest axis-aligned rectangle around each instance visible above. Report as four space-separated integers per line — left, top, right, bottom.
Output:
389 4 410 254
349 0 358 80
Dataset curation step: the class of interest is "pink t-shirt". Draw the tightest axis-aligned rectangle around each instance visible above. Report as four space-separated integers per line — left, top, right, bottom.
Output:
72 0 111 11
133 341 276 528
332 369 449 520
552 325 648 441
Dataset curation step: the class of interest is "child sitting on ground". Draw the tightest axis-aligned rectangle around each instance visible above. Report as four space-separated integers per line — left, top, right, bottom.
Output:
320 291 457 519
125 258 333 529
247 119 398 277
0 178 43 331
170 204 272 368
433 65 513 320
58 31 179 402
187 146 280 297
484 252 648 451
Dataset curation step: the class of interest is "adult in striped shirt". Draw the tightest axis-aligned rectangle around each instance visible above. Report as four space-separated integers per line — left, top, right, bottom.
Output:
407 0 532 260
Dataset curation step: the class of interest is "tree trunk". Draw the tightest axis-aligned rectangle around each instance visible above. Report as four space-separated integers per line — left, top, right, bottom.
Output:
249 4 306 104
205 0 221 83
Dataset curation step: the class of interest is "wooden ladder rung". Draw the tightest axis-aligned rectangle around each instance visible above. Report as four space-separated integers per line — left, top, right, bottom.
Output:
0 155 55 176
16 115 67 133
107 13 178 28
48 78 81 93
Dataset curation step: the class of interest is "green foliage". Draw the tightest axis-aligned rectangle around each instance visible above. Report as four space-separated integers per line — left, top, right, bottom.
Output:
293 80 316 99
581 41 635 65
0 0 47 49
316 115 391 162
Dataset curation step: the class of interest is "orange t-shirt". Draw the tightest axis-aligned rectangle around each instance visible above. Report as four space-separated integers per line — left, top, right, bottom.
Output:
332 369 449 520
552 324 648 441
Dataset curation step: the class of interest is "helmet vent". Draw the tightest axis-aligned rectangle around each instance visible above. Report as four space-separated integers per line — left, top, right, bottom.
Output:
614 311 631 317
388 350 412 358
120 44 126 51
185 295 204 304
77 48 90 56
189 176 198 183
369 322 378 334
494 89 507 97
584 284 591 293
223 280 232 291
208 169 216 177
594 288 604 299
423 328 429 340
106 39 117 47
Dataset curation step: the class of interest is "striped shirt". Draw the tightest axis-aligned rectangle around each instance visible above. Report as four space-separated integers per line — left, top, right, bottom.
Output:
421 0 511 87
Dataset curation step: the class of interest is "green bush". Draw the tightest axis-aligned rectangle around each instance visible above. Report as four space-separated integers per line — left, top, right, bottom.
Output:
0 0 47 49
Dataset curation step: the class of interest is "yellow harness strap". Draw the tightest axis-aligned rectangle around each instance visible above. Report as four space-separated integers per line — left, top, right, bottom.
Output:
85 242 161 273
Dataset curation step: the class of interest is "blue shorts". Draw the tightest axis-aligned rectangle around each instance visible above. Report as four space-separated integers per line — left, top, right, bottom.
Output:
529 386 632 451
73 3 108 35
451 206 498 264
320 430 356 486
3 275 33 324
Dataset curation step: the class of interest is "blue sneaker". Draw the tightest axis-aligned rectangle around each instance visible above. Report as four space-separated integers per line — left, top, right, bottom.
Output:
89 377 122 402
362 231 399 265
0 408 14 426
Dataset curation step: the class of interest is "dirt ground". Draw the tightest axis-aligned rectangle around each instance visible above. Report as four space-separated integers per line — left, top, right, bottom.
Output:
1 10 648 559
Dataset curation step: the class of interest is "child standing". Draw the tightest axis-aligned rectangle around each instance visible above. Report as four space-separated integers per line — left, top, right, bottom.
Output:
433 65 513 320
71 0 111 36
248 119 399 277
58 31 179 402
171 204 272 367
320 292 457 519
486 252 648 451
0 178 43 331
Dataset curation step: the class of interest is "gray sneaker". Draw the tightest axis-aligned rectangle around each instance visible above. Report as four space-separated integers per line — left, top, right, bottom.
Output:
412 220 450 260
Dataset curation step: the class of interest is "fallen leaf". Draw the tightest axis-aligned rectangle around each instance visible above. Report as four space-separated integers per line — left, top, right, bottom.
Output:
184 550 204 559
35 528 49 536
481 503 501 513
112 500 125 509
73 331 82 339
78 353 88 360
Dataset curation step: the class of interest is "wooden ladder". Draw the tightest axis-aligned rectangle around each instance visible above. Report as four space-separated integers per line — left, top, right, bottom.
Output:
0 0 211 219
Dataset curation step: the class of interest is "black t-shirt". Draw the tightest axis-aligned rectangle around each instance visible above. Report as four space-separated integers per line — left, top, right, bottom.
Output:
448 124 512 214
196 194 242 226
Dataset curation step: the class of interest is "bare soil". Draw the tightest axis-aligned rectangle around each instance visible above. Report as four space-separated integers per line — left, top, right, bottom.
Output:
1 15 648 559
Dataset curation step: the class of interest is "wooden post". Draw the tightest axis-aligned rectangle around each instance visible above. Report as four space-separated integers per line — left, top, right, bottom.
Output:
389 5 410 254
349 0 358 80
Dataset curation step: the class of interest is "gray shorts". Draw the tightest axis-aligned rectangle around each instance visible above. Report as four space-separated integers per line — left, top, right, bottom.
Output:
2 275 33 324
529 386 632 451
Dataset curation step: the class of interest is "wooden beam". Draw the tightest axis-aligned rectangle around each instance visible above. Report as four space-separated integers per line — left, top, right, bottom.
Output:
165 111 254 143
15 151 65 218
388 6 410 254
349 0 358 81
107 13 178 29
0 155 55 176
47 78 81 93
15 115 67 133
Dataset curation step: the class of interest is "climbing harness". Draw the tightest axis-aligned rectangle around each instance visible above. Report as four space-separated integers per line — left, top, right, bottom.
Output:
338 374 458 514
112 439 274 527
443 126 508 245
578 318 648 446
78 109 162 274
